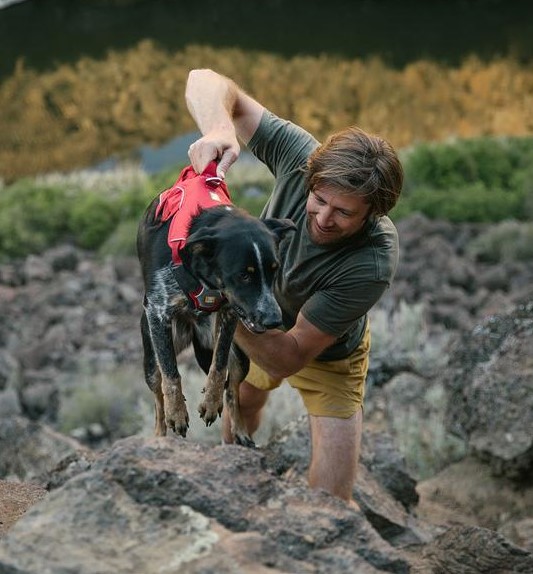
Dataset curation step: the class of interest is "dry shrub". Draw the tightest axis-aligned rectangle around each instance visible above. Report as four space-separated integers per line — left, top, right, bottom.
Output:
2 43 533 182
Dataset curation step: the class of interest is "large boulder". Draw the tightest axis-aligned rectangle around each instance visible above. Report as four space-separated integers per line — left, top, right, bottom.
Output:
444 297 533 480
1 435 531 574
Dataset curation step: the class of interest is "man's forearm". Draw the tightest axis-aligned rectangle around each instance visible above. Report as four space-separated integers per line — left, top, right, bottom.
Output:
185 69 237 136
234 324 304 381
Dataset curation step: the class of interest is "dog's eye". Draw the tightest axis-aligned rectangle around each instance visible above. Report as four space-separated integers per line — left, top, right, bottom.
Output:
272 262 279 271
239 271 252 283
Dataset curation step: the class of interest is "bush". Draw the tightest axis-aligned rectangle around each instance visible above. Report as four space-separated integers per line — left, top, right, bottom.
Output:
466 220 533 263
58 364 149 441
0 180 73 260
395 135 533 223
98 218 140 258
402 136 533 193
391 182 523 223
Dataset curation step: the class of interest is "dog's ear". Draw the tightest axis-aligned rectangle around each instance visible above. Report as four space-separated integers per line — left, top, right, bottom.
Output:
179 228 219 269
263 218 297 243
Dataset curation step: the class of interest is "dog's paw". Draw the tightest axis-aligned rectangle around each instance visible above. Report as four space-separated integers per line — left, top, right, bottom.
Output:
165 409 189 438
234 433 256 449
198 401 223 427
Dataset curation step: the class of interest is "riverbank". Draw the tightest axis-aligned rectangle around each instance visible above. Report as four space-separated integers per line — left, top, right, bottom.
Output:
2 42 533 183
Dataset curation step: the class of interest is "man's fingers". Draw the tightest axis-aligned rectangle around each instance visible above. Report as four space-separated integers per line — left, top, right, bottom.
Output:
187 139 239 178
217 148 239 179
188 142 215 174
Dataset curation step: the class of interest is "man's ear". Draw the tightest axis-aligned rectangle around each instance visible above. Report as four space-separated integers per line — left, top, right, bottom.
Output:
263 218 297 243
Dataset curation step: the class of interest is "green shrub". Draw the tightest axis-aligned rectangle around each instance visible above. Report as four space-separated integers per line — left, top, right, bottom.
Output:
58 364 149 440
392 182 523 223
402 136 533 194
0 181 73 260
395 135 533 222
98 218 140 258
466 220 533 263
68 192 120 250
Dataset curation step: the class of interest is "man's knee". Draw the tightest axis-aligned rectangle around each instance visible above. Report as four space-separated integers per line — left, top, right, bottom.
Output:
239 380 270 413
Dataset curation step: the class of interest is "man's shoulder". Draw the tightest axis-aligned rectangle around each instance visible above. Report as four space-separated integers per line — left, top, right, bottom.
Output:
249 110 319 175
368 215 398 245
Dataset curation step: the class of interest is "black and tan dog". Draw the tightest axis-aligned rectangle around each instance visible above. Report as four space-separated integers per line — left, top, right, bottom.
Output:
137 162 294 446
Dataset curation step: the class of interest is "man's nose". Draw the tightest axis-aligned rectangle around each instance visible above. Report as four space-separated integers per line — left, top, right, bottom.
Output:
316 206 334 227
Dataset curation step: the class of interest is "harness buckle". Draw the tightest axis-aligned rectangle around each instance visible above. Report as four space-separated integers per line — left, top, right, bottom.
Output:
190 285 226 312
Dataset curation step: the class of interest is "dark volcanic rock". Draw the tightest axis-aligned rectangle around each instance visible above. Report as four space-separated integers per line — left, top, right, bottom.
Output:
0 436 412 574
444 298 533 480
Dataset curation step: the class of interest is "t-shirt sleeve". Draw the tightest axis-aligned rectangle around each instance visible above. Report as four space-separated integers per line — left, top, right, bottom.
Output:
247 110 319 177
301 278 389 338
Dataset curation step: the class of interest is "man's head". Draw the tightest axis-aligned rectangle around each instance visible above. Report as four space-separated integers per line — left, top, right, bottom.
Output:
304 126 403 245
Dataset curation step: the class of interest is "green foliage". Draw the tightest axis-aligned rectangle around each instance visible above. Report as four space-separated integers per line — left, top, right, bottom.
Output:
58 365 148 440
68 192 120 250
0 180 73 259
2 135 533 261
391 182 523 223
393 135 533 223
466 220 533 263
98 218 139 258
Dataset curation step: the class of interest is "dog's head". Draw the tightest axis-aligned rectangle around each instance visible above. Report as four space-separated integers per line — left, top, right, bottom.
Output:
180 208 296 333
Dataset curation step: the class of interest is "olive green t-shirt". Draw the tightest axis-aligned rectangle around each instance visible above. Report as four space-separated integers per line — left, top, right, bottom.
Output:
248 111 399 361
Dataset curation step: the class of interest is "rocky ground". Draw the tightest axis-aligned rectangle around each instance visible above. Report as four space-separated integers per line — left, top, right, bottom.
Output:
0 213 532 572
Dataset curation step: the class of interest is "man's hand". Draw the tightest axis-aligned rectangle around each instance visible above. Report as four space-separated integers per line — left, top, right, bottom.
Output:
188 130 240 179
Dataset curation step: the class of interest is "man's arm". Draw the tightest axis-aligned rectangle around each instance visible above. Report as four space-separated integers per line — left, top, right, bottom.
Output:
185 69 265 178
234 312 337 380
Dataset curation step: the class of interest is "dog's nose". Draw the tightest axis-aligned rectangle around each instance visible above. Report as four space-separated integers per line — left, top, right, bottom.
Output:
262 317 282 330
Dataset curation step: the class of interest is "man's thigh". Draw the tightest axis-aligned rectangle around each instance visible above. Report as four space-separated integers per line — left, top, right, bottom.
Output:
288 320 370 418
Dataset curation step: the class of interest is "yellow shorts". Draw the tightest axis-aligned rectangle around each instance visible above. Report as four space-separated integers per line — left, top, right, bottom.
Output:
246 319 371 418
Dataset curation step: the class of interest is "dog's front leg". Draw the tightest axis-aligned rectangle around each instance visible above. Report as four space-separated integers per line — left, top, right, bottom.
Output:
146 313 189 437
198 309 237 426
225 345 255 448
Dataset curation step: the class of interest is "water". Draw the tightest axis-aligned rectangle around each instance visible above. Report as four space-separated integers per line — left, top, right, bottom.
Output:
2 0 533 82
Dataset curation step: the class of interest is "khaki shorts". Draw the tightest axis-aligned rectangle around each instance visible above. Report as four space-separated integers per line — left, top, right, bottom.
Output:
246 319 371 418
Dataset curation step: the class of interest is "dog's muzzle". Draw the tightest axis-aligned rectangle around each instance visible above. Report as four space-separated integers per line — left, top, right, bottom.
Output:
232 304 282 334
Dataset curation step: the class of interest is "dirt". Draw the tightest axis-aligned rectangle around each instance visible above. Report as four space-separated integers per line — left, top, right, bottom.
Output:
0 480 47 538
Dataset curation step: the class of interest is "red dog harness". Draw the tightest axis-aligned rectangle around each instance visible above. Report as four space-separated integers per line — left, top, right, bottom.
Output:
155 161 232 313
155 161 232 265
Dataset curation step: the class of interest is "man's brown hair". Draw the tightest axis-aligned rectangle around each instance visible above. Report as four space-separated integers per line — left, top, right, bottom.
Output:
305 126 403 216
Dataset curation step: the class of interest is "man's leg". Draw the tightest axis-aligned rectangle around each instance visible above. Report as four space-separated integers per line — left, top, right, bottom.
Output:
308 408 363 506
222 380 270 443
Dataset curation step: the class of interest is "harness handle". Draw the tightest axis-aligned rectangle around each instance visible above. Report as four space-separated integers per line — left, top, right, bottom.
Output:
202 161 223 189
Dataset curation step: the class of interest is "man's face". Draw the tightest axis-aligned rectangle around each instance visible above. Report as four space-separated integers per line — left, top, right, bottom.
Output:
305 186 371 246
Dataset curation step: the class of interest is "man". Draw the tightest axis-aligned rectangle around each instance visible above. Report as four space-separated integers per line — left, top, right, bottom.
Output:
185 68 403 508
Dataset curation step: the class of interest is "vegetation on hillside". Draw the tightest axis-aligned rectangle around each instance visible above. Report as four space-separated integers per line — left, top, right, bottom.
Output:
1 133 533 262
2 42 533 182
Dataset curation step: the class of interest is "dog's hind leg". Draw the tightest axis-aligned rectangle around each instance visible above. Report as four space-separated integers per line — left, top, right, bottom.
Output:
225 344 255 448
144 309 190 437
197 309 236 427
141 310 167 436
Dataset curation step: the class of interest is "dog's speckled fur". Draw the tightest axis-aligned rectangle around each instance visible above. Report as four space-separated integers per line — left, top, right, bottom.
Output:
137 197 295 445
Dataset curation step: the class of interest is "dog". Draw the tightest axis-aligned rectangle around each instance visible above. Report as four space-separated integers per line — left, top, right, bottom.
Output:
137 161 295 446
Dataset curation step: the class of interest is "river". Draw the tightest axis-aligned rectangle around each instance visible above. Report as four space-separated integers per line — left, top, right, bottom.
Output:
1 0 533 82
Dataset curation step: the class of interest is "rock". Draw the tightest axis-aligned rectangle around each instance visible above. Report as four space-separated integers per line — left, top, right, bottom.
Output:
0 436 531 574
416 456 533 549
366 373 467 480
444 298 533 479
43 244 81 272
500 518 533 553
262 416 428 548
0 416 89 481
0 480 47 539
415 525 533 574
0 436 412 574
